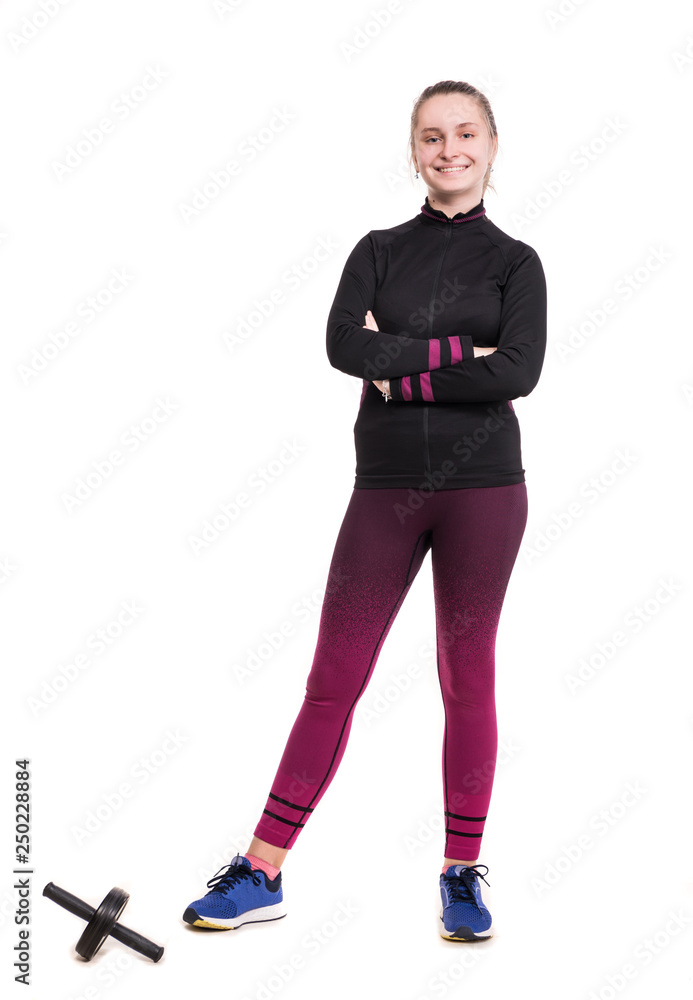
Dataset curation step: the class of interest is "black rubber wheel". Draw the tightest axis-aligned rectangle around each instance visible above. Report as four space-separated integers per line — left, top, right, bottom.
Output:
76 887 129 961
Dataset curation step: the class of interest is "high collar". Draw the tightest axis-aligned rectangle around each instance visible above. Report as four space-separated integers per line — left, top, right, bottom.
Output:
419 195 487 226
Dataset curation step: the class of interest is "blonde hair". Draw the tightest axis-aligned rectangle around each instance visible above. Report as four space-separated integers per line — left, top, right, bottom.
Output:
408 80 498 197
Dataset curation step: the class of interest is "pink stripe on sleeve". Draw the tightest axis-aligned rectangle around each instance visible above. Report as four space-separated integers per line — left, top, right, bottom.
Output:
401 376 412 400
420 372 434 401
449 335 463 364
428 339 441 370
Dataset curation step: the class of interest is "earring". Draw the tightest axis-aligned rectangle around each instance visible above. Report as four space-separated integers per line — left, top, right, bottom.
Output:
415 171 419 179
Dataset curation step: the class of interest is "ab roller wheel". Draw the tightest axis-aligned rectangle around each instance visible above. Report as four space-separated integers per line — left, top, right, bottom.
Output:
43 882 164 962
75 886 129 961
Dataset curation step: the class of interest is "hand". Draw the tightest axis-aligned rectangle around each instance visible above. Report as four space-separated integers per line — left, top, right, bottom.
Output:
363 309 379 332
473 346 498 357
373 379 390 395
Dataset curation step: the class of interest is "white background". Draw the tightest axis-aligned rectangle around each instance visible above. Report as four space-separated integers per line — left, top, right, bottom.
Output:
2 0 693 997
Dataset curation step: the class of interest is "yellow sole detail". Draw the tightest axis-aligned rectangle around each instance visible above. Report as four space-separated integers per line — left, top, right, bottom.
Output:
192 919 237 930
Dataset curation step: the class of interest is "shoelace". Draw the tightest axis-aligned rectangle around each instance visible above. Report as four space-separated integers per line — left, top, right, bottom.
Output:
443 864 490 902
206 861 261 894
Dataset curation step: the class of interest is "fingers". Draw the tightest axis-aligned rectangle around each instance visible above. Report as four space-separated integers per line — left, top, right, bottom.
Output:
364 310 379 331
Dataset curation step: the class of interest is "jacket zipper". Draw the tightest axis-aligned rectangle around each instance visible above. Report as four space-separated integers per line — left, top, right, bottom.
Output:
423 222 453 479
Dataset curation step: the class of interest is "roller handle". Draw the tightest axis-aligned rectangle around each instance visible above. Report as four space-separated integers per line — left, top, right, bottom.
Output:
43 882 92 921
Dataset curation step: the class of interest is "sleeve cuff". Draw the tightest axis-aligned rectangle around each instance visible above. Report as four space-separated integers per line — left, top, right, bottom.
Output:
388 376 403 401
439 334 474 364
459 335 475 360
385 334 475 401
390 375 415 401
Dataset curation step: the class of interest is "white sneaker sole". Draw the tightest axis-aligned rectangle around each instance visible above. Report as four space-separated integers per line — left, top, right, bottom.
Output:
187 901 286 930
439 907 493 940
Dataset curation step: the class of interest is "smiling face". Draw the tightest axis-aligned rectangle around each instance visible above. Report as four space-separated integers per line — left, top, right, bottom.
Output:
412 93 498 208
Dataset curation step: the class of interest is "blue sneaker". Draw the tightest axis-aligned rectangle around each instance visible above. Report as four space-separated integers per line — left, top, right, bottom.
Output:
439 864 493 940
183 854 286 930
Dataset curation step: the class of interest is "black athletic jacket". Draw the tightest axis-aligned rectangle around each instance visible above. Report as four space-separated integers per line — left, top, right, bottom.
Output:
326 196 547 489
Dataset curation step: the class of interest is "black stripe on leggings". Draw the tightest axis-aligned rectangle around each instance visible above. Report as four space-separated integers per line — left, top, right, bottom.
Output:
262 808 305 829
269 792 314 812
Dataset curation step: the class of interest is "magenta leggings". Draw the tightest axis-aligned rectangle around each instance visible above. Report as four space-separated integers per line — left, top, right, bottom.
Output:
253 483 528 860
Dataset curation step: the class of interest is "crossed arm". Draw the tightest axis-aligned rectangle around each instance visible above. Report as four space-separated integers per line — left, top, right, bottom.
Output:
367 310 497 401
326 233 547 404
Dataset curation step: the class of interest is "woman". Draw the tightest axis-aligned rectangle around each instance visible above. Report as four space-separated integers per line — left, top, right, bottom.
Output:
183 80 547 941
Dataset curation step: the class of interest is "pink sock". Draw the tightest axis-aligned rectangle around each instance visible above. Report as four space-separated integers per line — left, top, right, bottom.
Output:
246 854 281 879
